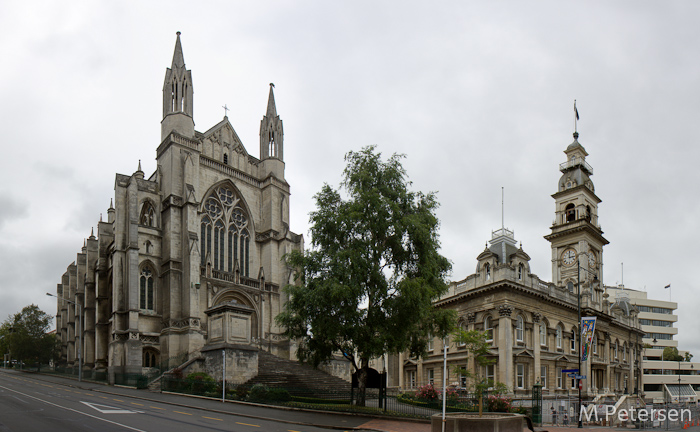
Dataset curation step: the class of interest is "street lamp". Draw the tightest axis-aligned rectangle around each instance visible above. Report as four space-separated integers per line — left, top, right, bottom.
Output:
577 255 598 428
47 292 82 382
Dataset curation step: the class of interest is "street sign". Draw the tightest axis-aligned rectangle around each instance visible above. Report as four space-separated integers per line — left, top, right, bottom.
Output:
568 373 577 378
562 368 579 373
575 375 586 380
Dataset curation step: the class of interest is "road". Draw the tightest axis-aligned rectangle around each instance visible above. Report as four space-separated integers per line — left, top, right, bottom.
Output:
0 369 369 432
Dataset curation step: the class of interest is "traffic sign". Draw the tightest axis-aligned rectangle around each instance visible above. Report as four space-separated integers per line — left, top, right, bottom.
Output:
562 368 579 373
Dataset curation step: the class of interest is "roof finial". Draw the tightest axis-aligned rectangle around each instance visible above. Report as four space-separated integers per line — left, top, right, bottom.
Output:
109 198 114 210
90 227 95 239
222 104 229 118
171 32 185 68
501 187 505 231
137 159 143 173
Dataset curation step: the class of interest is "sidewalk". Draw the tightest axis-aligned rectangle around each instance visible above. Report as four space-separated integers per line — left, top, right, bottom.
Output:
0 368 429 432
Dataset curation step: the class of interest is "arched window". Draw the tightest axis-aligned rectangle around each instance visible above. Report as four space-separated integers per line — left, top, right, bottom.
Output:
516 316 524 342
140 267 154 311
567 281 574 293
485 316 493 342
143 349 159 368
485 263 491 281
592 333 598 354
518 263 524 280
614 341 618 359
571 327 577 352
565 203 576 222
458 322 467 347
201 185 252 277
539 323 547 346
556 325 563 349
140 202 157 227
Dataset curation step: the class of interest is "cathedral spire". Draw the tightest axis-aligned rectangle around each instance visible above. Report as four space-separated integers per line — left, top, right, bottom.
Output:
162 32 194 140
260 83 284 162
171 31 185 69
266 83 277 117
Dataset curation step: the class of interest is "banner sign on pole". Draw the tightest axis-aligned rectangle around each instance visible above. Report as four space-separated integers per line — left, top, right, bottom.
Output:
581 316 597 362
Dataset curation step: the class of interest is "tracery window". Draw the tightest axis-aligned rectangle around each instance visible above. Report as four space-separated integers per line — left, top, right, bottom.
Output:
200 185 251 277
140 267 154 311
140 202 157 227
143 349 158 368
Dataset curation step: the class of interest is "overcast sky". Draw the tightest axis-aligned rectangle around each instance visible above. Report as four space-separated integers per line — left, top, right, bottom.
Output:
1 1 698 354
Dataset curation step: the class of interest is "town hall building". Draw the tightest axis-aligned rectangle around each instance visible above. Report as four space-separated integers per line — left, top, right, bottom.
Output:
52 33 303 382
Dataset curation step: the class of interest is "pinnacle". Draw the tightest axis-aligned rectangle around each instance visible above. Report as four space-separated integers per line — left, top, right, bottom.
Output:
266 83 277 117
171 31 185 69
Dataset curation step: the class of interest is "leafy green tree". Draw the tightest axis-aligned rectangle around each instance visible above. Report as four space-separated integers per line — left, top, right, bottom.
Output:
277 146 454 406
452 329 507 416
685 351 694 362
663 346 684 362
0 305 60 369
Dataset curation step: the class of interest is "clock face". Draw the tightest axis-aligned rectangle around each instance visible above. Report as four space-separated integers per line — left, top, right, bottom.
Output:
562 249 577 266
588 251 596 268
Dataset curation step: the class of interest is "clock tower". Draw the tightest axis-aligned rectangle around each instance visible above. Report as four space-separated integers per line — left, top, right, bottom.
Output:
544 132 609 293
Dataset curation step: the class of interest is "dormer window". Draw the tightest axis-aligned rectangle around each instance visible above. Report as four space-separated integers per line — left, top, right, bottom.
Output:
518 263 524 280
485 263 491 280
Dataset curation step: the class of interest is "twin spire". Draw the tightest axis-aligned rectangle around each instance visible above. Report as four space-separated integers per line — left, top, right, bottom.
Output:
162 32 283 161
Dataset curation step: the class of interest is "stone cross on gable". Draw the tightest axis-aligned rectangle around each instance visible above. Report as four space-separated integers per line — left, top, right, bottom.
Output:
222 104 229 117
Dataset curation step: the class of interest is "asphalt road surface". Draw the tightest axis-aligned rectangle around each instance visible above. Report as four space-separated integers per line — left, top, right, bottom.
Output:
0 370 358 432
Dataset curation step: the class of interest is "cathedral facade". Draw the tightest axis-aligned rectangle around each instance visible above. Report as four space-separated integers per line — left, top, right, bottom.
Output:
399 133 645 399
53 33 302 381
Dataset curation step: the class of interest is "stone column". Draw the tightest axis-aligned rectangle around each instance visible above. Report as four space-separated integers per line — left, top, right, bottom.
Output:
604 333 611 392
497 305 513 388
467 312 477 385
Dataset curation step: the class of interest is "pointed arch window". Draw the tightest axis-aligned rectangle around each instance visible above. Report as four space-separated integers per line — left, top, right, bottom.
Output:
140 267 154 311
140 202 157 227
201 185 251 277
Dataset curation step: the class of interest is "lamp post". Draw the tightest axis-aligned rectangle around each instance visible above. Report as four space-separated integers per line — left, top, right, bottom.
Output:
577 256 598 429
47 292 82 382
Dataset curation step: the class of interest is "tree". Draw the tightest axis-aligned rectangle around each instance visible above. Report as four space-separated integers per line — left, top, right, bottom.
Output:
276 146 454 406
685 351 694 362
0 305 60 369
663 346 684 362
452 329 507 416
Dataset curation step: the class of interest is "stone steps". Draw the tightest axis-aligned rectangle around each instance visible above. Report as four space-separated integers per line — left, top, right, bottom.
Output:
244 351 351 395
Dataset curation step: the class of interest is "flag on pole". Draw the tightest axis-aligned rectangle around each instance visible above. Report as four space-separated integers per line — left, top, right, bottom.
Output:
664 284 670 289
574 101 580 120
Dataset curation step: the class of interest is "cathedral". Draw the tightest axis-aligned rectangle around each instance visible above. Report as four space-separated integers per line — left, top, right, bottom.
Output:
53 33 303 382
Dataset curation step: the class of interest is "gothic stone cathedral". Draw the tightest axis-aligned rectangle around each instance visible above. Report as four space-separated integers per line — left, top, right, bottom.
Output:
53 33 303 382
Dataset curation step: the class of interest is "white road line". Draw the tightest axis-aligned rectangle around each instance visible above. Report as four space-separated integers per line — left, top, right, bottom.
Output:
0 385 147 432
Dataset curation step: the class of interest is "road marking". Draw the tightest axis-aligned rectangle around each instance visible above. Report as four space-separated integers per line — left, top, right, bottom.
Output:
203 416 223 421
99 396 109 399
81 401 144 414
173 410 192 416
150 406 166 410
112 399 124 402
0 385 147 432
131 402 144 406
236 422 260 427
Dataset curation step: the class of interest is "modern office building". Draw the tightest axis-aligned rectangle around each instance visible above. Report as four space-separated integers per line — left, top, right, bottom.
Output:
606 286 699 403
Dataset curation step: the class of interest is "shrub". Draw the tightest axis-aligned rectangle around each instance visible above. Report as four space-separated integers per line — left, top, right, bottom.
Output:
247 384 269 402
232 386 249 401
186 372 216 395
397 392 416 404
486 394 512 412
267 388 291 402
444 387 459 405
416 383 439 402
